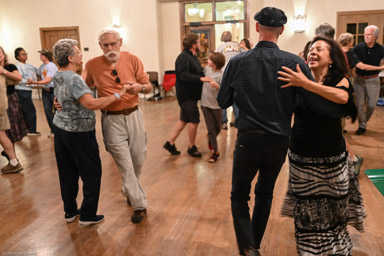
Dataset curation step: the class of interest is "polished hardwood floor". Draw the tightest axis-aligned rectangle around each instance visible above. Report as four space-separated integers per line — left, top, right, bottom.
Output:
0 97 383 256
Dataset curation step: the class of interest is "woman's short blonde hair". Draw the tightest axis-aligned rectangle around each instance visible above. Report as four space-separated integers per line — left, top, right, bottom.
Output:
338 32 354 46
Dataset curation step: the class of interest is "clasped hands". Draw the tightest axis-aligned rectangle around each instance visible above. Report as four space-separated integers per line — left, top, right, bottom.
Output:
201 77 220 89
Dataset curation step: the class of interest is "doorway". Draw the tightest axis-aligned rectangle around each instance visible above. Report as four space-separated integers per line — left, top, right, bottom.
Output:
186 25 214 65
39 26 82 73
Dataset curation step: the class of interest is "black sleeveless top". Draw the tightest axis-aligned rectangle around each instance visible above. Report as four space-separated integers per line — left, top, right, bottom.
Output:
290 74 356 157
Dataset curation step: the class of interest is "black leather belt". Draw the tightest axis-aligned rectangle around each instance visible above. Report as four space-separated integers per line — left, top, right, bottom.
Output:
357 74 379 79
101 105 138 115
43 87 54 93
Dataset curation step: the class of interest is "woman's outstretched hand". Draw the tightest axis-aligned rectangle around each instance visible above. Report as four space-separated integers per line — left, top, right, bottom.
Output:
278 64 309 88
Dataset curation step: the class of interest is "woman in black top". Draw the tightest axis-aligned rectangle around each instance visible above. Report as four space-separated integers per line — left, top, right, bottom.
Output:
278 37 366 256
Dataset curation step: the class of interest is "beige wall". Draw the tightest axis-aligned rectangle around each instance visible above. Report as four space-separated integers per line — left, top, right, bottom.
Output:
1 0 384 82
0 0 160 73
268 0 384 55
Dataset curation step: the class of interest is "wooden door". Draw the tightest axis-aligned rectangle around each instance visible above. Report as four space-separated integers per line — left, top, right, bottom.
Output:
337 10 384 45
185 25 214 66
39 26 82 73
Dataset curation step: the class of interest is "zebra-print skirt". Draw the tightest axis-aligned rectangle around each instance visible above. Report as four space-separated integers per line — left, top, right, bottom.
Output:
281 150 366 256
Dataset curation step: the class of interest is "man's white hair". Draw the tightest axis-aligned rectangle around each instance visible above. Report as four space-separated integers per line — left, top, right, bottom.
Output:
365 25 379 38
98 27 121 43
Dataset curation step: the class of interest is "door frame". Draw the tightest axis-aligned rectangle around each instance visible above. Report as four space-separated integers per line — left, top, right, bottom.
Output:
39 26 82 73
337 10 384 44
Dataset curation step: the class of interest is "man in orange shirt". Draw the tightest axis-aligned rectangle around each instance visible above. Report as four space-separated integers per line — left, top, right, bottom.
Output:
82 27 151 224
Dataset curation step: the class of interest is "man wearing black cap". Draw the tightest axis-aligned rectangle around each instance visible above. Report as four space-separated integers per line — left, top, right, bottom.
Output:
218 7 312 256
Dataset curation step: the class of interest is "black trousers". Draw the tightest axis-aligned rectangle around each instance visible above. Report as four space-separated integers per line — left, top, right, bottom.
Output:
54 126 102 218
231 132 288 253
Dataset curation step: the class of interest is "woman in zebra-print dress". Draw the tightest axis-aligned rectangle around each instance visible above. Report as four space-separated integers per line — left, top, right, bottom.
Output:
278 37 366 255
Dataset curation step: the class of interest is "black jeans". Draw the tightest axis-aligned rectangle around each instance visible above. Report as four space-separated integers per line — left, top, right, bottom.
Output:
231 132 289 253
16 90 37 132
42 89 55 133
54 126 102 218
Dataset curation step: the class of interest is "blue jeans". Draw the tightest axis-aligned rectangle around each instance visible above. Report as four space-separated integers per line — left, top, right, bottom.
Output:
42 89 55 133
16 90 37 132
231 131 288 253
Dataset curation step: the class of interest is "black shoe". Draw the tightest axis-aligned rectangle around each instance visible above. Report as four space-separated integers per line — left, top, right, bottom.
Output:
163 141 180 155
65 209 80 223
79 215 104 226
355 127 366 135
131 209 147 224
242 247 260 256
209 151 220 163
1 151 9 161
354 155 364 175
187 145 202 157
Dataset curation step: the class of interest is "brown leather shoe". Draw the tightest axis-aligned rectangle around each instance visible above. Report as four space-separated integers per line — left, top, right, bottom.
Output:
131 209 147 224
1 163 23 174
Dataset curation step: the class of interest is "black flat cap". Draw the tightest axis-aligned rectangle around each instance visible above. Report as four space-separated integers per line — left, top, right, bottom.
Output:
254 7 287 27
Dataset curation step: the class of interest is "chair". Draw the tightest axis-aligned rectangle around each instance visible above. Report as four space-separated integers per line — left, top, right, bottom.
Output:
162 70 176 97
147 71 162 101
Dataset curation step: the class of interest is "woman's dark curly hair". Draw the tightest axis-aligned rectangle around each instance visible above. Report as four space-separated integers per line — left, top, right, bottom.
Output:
309 36 348 85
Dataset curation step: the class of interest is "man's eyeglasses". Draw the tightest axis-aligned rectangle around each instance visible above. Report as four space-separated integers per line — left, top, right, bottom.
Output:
112 69 121 83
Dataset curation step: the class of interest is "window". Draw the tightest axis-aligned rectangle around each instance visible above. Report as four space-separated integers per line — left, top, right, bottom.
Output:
185 3 213 22
181 0 248 64
347 22 368 45
215 1 245 21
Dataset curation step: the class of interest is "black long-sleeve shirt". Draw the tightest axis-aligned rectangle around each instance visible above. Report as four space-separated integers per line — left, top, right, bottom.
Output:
352 42 384 76
175 49 204 106
217 41 311 136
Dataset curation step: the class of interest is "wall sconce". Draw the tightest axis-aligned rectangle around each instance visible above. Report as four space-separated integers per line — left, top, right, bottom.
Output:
293 15 306 33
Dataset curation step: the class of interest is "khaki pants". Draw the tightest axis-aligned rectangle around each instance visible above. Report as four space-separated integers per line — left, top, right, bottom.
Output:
101 108 147 210
354 76 380 129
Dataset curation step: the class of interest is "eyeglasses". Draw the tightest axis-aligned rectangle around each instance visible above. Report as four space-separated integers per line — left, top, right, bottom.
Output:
112 69 121 83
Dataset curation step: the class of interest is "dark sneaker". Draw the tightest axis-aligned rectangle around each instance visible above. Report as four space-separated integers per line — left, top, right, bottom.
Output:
27 132 41 136
354 155 364 175
131 209 147 224
209 151 220 163
79 215 104 226
187 145 202 157
65 210 80 223
243 247 260 256
163 141 180 155
1 151 9 161
355 127 366 135
1 163 23 174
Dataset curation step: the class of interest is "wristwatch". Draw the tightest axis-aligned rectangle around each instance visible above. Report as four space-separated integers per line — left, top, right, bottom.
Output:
141 84 145 94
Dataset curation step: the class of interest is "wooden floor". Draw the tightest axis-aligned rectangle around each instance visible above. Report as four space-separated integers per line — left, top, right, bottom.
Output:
0 97 384 256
